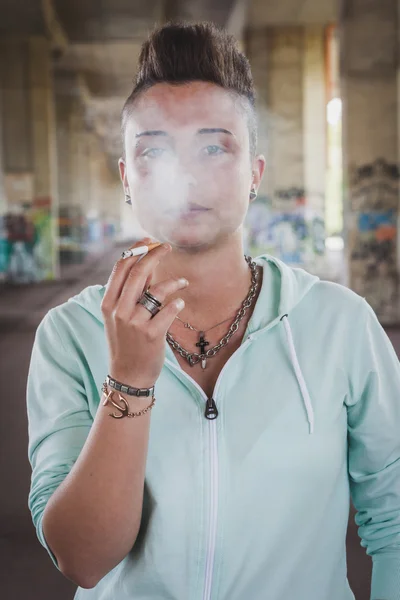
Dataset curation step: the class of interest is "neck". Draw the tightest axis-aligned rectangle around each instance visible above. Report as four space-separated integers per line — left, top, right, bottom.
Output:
152 232 252 330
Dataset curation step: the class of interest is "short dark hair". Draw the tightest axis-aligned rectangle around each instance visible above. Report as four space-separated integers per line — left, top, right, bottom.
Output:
121 21 257 156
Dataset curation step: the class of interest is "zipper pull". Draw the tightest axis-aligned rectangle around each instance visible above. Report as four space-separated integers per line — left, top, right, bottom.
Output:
205 397 219 420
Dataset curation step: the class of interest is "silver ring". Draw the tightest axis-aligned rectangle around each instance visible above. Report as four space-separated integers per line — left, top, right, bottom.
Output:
143 290 162 308
137 294 161 317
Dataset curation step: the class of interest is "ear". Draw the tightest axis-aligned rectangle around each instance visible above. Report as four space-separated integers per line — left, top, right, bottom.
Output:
118 157 129 193
251 154 266 198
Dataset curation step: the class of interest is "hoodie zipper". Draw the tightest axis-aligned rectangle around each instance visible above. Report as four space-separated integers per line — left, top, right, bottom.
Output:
165 335 253 600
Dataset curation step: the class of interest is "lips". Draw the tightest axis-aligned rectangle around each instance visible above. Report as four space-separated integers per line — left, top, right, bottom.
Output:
166 203 211 217
186 202 210 211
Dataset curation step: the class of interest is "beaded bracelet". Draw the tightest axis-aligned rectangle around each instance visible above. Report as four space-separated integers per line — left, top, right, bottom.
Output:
101 381 155 419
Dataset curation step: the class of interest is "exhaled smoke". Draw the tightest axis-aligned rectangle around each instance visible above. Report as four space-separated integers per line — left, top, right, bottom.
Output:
144 155 198 218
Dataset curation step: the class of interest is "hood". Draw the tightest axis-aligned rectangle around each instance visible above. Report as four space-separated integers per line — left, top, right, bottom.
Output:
244 253 320 336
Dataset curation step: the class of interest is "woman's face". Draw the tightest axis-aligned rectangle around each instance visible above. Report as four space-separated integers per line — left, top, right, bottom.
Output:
119 81 265 250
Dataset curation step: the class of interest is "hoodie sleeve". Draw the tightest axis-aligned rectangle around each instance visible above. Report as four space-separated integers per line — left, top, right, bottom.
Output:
26 308 93 570
346 297 400 600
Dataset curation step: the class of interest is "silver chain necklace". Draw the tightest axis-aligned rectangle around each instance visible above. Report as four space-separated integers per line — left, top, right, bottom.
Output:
166 256 259 370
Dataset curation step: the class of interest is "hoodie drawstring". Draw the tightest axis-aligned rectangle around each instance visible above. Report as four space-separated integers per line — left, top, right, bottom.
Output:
280 315 315 435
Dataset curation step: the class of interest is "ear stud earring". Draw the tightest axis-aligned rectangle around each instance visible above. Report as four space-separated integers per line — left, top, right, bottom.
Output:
250 188 257 201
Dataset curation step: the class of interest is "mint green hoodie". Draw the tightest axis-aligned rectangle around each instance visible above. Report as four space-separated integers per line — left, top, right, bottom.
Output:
27 254 400 600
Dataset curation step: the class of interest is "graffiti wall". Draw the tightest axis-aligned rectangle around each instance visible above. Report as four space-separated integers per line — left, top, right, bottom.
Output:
348 158 399 322
0 197 54 284
244 190 325 267
59 204 87 265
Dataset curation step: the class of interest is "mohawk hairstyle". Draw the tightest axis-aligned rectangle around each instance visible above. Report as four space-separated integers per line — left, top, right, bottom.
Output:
121 21 257 156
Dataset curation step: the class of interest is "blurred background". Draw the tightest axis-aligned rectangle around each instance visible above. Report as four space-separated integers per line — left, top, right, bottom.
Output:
0 0 399 598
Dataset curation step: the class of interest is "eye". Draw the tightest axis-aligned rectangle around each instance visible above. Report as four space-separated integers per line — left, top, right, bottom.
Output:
141 148 166 159
203 145 225 156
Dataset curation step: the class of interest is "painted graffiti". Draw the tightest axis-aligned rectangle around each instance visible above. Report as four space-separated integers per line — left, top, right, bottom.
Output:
245 193 325 265
275 187 306 206
350 158 399 211
349 159 399 321
0 197 54 284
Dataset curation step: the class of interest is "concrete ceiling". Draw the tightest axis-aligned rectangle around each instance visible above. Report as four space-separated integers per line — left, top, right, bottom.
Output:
54 0 164 42
248 0 337 25
0 0 46 35
0 0 338 172
55 42 142 96
51 0 245 168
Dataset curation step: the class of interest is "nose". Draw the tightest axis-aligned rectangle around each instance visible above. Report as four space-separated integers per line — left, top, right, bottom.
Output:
155 160 199 215
180 170 197 188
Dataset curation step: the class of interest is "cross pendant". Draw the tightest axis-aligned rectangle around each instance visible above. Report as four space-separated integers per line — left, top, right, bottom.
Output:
196 331 210 370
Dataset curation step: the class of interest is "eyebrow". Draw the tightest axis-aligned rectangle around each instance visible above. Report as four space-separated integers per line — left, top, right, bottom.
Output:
198 128 234 136
135 128 234 138
135 130 168 138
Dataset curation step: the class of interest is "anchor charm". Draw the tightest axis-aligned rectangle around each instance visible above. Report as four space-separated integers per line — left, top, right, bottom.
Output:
102 384 131 419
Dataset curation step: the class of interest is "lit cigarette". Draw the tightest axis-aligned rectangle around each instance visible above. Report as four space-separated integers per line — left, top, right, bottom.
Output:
121 242 162 260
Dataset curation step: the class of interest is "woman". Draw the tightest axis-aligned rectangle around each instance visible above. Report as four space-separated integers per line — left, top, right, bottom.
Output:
27 21 400 600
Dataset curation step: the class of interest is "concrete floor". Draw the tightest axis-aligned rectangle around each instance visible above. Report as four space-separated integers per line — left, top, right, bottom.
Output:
1 243 396 600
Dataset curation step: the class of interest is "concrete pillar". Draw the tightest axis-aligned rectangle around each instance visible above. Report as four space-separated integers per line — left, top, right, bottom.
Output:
84 131 121 249
0 36 59 282
246 26 326 269
93 148 120 245
86 132 106 247
0 86 5 214
55 71 90 264
265 28 305 204
55 69 122 260
340 0 399 323
0 86 7 281
303 26 327 263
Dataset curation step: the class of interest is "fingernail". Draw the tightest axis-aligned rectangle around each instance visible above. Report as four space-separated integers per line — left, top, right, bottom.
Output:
179 278 189 286
163 243 171 250
176 298 185 309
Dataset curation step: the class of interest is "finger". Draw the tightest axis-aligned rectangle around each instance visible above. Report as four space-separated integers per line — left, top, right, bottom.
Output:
134 277 189 323
131 237 154 288
104 238 150 301
130 237 153 247
147 297 186 337
102 239 168 311
113 242 171 310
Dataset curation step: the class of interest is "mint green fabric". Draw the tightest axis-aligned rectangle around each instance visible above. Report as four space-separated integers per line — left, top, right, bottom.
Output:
27 254 400 599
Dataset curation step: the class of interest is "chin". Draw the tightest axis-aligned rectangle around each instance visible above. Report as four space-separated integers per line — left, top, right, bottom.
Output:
163 227 221 253
154 217 208 243
166 233 210 251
